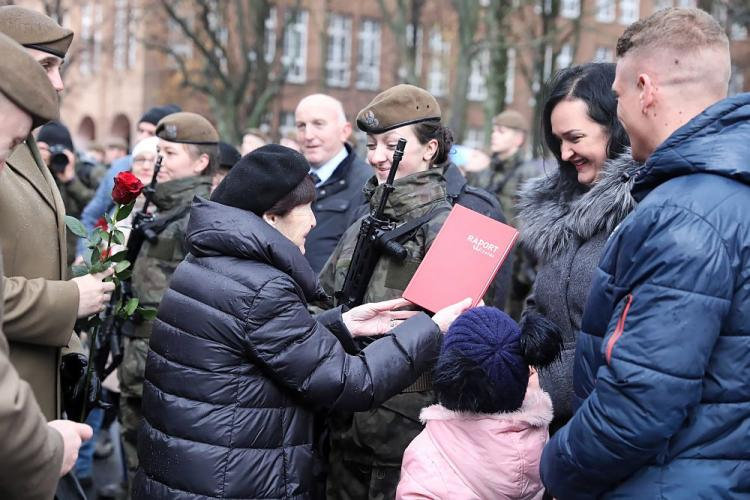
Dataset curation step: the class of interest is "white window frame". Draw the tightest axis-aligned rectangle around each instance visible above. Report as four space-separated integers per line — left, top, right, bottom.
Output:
557 43 573 69
264 7 277 63
80 3 93 75
467 49 489 102
596 0 616 22
505 48 516 105
326 14 352 88
593 46 614 62
619 0 640 24
427 29 450 97
561 0 581 19
113 0 128 70
356 19 381 90
283 10 308 84
654 0 672 10
464 128 485 150
127 4 138 68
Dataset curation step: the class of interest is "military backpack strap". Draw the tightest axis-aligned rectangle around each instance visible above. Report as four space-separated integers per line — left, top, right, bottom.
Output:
139 205 192 243
376 205 452 248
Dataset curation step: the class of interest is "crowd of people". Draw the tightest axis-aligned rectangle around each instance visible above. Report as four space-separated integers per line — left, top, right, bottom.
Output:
0 4 747 500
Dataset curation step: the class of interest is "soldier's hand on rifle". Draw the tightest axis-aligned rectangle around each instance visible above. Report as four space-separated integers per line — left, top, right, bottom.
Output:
432 297 473 333
73 268 116 318
60 353 104 422
342 297 419 337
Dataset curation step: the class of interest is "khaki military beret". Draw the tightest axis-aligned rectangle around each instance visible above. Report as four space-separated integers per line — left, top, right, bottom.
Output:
493 110 528 132
156 112 219 145
0 6 73 58
0 32 59 129
356 84 441 134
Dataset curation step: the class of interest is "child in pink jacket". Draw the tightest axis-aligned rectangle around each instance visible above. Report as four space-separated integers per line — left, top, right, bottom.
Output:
396 307 562 500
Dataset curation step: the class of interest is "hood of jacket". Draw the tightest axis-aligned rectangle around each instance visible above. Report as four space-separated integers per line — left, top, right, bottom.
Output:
517 152 638 262
363 168 447 221
185 197 326 302
632 92 750 201
418 386 553 499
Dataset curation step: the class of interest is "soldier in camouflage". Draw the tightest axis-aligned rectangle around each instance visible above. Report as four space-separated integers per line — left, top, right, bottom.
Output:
319 85 458 500
118 112 217 493
464 110 536 319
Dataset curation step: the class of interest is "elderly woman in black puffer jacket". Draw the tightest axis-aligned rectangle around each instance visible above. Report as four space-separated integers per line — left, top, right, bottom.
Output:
133 145 469 500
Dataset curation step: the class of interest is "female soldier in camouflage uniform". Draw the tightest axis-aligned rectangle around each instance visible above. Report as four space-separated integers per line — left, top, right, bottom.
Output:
319 84 457 500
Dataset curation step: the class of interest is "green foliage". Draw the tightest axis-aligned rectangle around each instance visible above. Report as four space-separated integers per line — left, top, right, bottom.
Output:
64 215 88 238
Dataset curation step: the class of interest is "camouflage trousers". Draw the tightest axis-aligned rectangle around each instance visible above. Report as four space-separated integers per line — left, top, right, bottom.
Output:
326 391 435 500
117 337 150 497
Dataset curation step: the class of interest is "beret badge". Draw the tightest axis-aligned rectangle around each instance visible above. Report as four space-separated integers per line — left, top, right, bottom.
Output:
165 124 178 140
362 110 379 129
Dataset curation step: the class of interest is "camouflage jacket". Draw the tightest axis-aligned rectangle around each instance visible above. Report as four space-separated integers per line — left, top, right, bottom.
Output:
318 168 452 307
464 152 526 223
131 175 211 338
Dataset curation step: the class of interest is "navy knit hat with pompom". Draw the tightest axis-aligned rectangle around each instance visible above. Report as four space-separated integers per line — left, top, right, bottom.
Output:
433 306 529 414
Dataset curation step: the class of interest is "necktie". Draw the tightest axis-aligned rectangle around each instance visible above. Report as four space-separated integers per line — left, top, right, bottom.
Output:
309 171 321 185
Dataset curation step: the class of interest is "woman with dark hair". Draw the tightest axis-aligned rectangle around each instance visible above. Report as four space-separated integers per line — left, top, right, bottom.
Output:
517 62 638 433
133 145 469 499
318 84 466 500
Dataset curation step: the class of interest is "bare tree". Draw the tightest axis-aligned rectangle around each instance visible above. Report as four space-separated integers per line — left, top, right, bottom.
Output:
446 0 482 140
142 0 301 143
376 0 425 85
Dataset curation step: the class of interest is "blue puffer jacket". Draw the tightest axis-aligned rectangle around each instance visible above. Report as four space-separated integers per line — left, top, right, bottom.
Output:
541 93 750 499
133 198 442 499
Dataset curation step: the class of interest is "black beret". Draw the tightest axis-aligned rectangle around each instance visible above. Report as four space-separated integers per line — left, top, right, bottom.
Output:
356 84 441 134
156 112 219 145
37 120 74 151
139 104 181 126
218 141 241 169
0 6 73 58
0 32 59 128
211 144 310 216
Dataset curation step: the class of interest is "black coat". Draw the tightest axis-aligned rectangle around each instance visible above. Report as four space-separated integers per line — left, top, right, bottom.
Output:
133 198 441 500
305 144 372 274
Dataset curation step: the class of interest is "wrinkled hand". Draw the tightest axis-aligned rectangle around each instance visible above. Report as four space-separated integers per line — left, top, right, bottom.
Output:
73 268 115 318
60 353 103 422
432 297 473 333
342 297 420 337
47 420 93 476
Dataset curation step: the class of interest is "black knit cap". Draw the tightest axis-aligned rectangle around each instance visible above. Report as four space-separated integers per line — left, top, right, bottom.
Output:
218 141 241 169
211 144 310 216
37 120 73 151
138 104 181 126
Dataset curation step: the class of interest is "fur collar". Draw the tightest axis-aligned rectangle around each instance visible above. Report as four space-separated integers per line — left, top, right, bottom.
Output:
420 386 554 428
516 152 639 262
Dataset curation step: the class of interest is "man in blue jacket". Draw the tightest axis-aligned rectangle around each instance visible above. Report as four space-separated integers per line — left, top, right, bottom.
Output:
541 7 750 498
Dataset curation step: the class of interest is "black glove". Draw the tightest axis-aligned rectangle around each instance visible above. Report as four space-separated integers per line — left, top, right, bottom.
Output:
60 353 104 422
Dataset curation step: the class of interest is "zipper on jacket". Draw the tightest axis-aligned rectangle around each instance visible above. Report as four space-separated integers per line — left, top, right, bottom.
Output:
605 294 633 365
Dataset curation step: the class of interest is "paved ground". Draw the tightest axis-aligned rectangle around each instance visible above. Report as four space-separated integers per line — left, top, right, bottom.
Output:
82 421 127 499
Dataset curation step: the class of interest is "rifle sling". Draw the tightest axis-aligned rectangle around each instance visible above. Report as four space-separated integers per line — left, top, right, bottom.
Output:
376 206 448 247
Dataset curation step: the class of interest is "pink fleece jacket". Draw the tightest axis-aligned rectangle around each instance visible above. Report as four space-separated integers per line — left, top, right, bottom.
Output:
396 386 553 500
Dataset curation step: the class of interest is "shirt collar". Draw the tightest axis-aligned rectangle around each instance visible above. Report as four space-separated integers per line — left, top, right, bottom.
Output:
310 145 348 186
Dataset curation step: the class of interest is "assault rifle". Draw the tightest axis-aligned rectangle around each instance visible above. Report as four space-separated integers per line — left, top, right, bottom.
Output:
336 138 409 308
93 156 162 379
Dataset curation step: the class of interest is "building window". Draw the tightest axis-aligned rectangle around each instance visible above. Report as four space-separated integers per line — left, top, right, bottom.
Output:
168 16 193 67
676 0 695 7
93 3 103 71
593 46 614 62
264 7 277 63
467 49 489 102
356 19 381 90
326 14 352 88
79 3 93 75
113 0 128 70
127 4 138 68
279 111 296 137
654 0 672 10
283 10 308 84
464 128 485 150
399 24 423 80
427 29 450 97
732 23 748 40
561 0 581 18
729 65 745 95
557 43 573 69
620 0 639 22
506 48 516 104
596 0 616 22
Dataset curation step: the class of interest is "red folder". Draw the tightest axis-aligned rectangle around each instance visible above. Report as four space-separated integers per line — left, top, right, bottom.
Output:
402 204 519 313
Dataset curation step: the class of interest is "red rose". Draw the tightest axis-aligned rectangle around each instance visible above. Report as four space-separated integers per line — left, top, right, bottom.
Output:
94 217 108 231
112 171 144 205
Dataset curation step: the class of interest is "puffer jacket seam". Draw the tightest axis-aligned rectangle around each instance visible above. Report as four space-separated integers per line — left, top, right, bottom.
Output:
219 365 242 499
167 285 250 325
281 406 290 498
631 281 732 303
607 354 704 382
